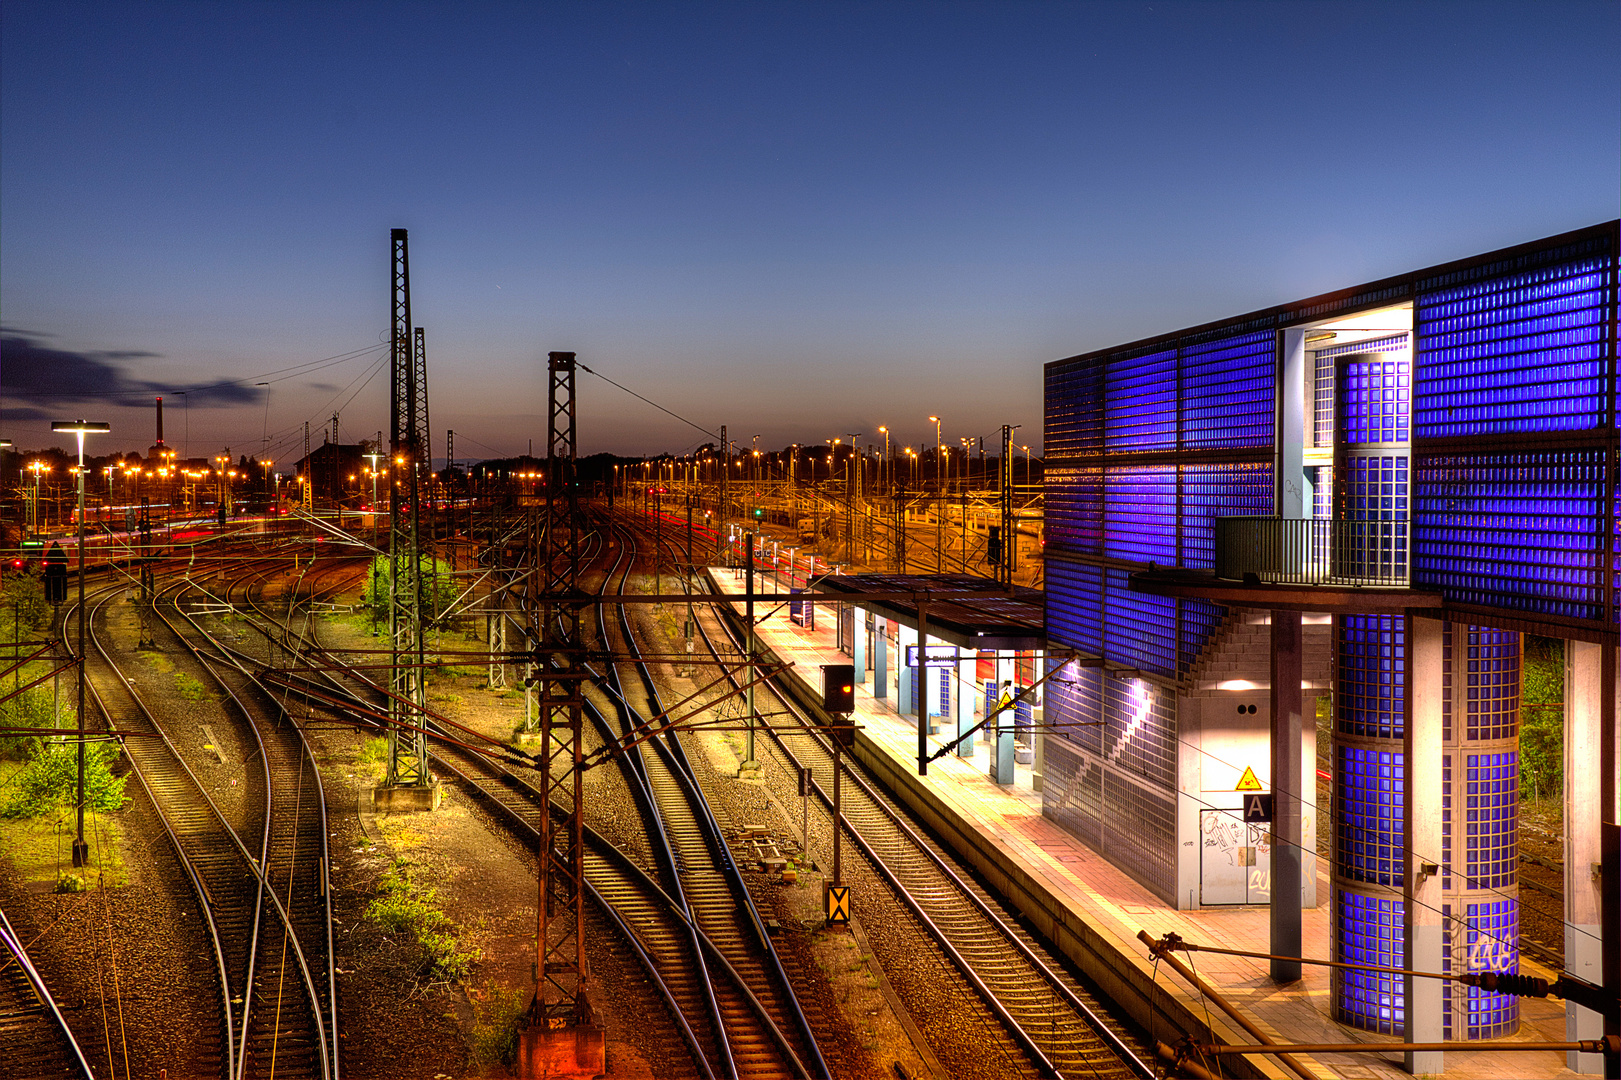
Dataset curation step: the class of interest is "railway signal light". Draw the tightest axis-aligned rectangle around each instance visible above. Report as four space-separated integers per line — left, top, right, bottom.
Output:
987 526 1002 565
821 664 855 713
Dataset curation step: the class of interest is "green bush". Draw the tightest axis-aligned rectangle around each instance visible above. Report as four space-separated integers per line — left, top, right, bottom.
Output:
357 736 389 767
174 672 210 702
469 983 529 1065
0 684 63 761
1 740 129 819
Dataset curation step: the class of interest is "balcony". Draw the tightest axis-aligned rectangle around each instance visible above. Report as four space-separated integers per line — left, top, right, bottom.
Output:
1214 516 1409 588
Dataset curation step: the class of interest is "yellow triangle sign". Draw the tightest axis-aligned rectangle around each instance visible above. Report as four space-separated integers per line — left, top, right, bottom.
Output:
1235 766 1263 792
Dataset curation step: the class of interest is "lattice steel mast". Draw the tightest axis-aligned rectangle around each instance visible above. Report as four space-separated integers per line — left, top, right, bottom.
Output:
531 350 590 1027
386 228 431 787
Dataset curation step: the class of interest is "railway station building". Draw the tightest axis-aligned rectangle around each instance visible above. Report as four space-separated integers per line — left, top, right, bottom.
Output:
1041 221 1618 1064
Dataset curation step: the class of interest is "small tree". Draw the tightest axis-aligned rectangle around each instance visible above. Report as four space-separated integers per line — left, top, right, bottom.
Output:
4 572 50 631
1519 636 1564 802
364 555 455 627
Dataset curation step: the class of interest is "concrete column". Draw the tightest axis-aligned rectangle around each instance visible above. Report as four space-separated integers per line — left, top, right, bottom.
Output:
1278 328 1307 520
1403 615 1444 1076
873 619 888 700
1269 609 1303 983
897 624 916 716
955 651 976 758
852 606 867 681
1566 640 1604 1072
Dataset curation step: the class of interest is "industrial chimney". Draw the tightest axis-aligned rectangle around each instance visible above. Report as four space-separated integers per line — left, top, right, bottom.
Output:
155 396 165 446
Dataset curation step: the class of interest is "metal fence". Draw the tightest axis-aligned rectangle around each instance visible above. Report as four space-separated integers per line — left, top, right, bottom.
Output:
1214 516 1409 587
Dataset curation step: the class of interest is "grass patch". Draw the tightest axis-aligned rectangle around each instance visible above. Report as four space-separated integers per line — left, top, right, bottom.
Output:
173 672 211 702
365 858 481 982
0 765 129 889
355 736 389 781
469 982 529 1066
143 653 176 675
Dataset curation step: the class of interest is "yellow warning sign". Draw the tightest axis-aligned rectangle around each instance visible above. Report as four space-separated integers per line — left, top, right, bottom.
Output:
825 883 851 925
1235 766 1263 792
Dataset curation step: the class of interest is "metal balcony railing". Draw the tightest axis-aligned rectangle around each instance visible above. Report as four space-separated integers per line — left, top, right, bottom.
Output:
1213 516 1409 587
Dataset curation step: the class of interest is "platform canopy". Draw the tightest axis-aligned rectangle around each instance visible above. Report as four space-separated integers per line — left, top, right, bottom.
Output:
809 572 1045 651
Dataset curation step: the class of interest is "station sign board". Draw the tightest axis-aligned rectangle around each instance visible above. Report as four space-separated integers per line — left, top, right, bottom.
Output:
905 643 959 668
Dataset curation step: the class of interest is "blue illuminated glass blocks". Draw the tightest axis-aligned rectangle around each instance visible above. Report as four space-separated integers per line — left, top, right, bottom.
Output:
1336 892 1405 1034
1337 615 1405 739
1336 746 1405 886
1463 900 1520 1037
1415 259 1610 438
1464 752 1518 889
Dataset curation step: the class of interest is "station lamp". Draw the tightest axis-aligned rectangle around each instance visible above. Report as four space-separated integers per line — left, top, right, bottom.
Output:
50 419 110 870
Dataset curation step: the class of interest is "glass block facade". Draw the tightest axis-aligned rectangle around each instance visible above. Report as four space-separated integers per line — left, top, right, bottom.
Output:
1044 318 1278 902
1336 615 1405 739
1046 222 1613 1020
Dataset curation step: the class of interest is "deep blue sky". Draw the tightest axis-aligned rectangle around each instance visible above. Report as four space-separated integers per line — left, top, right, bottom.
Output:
3 1 1617 464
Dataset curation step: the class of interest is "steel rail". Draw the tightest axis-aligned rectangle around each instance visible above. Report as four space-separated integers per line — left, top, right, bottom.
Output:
582 529 735 1077
167 567 337 1078
604 520 828 1079
225 543 748 1078
0 904 96 1079
65 579 239 1079
68 544 335 1080
250 561 801 1080
667 527 1153 1080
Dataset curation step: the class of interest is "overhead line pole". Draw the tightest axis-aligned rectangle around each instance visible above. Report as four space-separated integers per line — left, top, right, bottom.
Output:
384 228 432 790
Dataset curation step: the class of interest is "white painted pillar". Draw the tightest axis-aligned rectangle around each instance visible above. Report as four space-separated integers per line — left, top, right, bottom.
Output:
1403 615 1444 1076
897 623 917 716
852 605 867 681
955 650 977 758
1565 640 1604 1074
873 618 889 701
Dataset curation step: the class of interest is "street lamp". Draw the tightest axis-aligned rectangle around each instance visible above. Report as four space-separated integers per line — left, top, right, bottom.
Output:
927 416 942 571
877 426 889 493
28 461 48 534
364 449 383 512
50 419 109 870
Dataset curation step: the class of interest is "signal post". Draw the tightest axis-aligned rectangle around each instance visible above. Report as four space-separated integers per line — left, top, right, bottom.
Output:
822 664 855 926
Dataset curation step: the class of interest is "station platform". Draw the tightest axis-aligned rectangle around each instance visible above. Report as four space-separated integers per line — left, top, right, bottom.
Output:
706 566 1581 1080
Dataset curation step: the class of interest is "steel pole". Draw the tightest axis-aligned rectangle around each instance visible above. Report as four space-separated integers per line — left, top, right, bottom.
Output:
72 435 88 868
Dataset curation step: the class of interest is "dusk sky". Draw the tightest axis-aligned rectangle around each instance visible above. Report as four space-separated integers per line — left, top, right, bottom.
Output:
3 1 1617 466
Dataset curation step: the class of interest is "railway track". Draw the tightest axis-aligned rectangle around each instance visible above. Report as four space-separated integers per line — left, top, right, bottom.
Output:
217 539 816 1077
162 572 340 1078
627 514 1157 1080
590 523 826 1078
66 553 335 1080
0 905 94 1078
